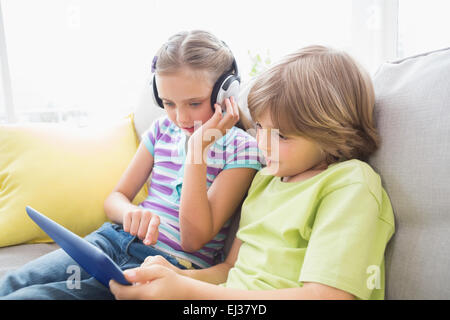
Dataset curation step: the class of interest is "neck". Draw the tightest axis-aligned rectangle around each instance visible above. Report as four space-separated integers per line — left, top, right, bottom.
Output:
282 161 329 183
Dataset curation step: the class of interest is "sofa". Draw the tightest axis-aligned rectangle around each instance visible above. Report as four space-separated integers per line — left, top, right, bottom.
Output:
0 48 449 299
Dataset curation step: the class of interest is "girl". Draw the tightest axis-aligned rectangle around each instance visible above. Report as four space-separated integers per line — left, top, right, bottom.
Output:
109 45 396 300
0 30 262 300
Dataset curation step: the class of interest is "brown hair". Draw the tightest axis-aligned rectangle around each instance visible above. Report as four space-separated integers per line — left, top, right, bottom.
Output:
154 30 252 130
247 45 380 164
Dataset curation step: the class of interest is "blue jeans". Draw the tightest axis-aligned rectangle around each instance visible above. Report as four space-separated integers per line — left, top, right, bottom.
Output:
0 223 188 300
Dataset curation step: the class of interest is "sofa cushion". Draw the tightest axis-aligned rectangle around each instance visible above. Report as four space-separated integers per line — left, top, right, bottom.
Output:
370 47 450 299
0 243 59 279
0 115 148 247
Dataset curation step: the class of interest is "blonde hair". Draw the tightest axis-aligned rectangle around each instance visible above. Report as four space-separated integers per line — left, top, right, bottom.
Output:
247 45 380 164
155 30 252 130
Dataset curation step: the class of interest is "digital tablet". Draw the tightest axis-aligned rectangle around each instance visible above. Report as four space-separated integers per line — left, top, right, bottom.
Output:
26 206 131 288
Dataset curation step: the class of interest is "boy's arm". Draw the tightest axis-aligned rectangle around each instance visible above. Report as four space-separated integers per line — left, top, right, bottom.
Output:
110 270 354 300
109 237 354 300
179 236 353 299
182 279 355 300
180 238 242 284
143 237 242 285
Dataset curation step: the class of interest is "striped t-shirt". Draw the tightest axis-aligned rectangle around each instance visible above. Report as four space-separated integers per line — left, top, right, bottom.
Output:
139 115 263 268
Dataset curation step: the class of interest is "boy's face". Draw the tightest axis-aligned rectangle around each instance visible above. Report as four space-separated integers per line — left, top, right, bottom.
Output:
156 68 214 136
255 111 327 179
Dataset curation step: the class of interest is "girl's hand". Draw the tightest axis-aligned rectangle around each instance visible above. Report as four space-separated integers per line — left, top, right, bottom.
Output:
190 96 240 151
123 207 160 245
109 265 190 300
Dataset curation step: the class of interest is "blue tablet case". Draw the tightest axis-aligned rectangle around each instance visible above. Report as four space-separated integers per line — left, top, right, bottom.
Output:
26 206 130 288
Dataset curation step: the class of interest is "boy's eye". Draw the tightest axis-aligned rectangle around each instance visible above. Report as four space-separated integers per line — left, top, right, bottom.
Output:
256 122 287 140
190 102 201 107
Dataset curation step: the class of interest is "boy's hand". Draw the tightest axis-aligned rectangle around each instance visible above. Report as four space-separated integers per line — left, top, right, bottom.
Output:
123 208 160 245
109 265 189 300
142 255 183 275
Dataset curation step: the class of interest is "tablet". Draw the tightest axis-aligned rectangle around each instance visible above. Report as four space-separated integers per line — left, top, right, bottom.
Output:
26 206 130 288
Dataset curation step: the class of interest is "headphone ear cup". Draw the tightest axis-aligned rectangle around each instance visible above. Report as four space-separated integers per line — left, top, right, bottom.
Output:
210 73 229 109
212 74 241 109
151 75 164 108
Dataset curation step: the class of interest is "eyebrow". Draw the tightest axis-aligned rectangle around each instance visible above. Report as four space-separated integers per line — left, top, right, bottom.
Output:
160 96 209 103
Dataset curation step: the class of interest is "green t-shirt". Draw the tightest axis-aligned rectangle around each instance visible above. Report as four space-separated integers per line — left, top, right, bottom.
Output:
223 159 395 300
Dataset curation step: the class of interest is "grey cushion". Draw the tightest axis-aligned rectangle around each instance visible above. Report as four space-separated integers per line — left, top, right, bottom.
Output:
0 243 59 279
369 47 450 299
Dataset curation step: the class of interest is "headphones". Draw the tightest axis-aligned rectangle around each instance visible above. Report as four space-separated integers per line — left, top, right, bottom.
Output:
150 43 241 111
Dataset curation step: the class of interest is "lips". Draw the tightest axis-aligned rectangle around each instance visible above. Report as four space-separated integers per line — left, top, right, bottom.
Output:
265 158 279 166
182 126 195 133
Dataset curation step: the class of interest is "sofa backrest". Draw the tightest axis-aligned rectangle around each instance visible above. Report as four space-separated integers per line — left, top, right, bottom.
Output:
369 48 450 299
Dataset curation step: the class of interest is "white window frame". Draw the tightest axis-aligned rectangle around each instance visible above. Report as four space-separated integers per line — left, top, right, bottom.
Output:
0 1 15 123
0 1 400 124
351 0 399 74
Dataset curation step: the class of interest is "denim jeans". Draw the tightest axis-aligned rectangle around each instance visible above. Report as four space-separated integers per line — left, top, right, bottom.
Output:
0 222 188 300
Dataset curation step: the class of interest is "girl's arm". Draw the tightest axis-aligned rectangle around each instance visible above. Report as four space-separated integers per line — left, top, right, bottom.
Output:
179 159 255 252
178 98 256 252
104 142 154 224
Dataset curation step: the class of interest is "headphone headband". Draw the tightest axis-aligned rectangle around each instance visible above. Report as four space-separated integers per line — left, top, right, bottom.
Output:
151 40 240 110
151 55 158 73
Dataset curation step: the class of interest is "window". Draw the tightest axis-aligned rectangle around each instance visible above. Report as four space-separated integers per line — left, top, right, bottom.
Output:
398 0 450 58
0 0 448 126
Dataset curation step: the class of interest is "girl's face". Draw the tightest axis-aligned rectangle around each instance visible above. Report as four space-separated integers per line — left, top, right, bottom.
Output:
155 68 215 136
255 111 327 179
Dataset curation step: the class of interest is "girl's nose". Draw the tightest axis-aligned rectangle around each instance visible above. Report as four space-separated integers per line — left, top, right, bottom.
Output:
176 109 191 125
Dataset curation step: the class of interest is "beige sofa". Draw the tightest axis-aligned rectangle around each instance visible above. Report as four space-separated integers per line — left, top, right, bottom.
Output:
1 48 449 299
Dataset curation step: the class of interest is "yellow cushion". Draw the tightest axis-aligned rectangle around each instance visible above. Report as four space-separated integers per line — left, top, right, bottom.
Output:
0 115 148 247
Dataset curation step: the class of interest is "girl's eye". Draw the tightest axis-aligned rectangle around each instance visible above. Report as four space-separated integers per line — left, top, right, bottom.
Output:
278 133 287 140
163 101 175 107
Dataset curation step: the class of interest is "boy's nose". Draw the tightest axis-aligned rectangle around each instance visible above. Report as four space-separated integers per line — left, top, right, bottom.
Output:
256 130 270 152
